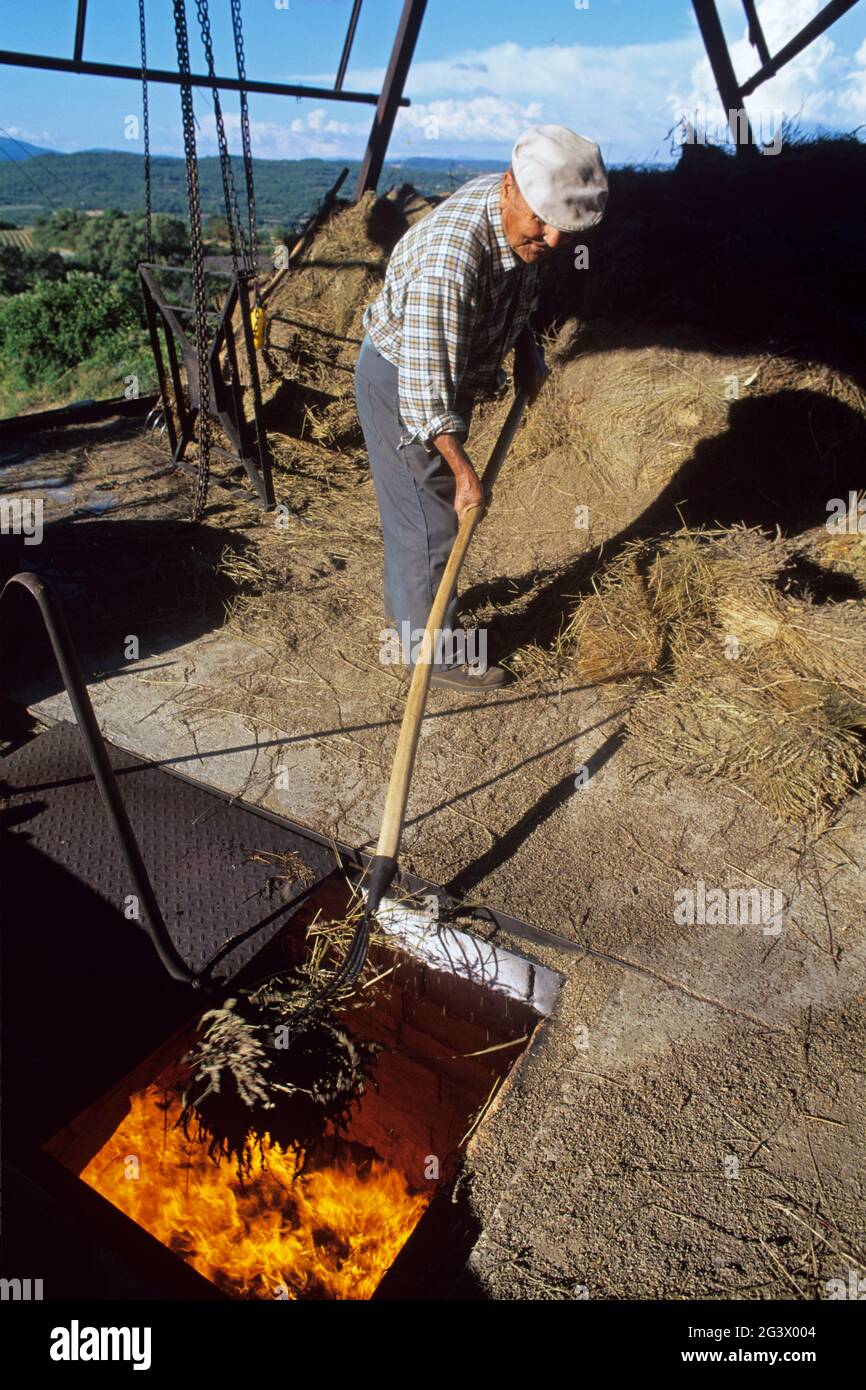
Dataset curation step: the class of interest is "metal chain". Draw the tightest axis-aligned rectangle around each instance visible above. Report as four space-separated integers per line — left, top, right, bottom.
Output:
173 0 211 521
230 0 260 302
193 0 247 273
138 0 154 263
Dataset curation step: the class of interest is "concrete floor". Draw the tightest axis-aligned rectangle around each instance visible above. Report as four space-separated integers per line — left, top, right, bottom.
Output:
4 413 865 1300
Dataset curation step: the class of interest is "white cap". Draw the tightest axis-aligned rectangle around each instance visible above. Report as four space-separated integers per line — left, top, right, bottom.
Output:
511 124 608 232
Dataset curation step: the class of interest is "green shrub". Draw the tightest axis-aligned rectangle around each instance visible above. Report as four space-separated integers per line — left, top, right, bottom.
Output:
0 245 67 294
71 210 189 279
0 272 137 388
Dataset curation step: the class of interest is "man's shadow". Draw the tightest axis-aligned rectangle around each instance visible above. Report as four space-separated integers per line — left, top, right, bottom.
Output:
462 387 866 660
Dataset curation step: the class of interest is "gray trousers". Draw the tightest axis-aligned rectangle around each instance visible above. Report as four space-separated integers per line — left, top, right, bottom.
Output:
354 333 474 668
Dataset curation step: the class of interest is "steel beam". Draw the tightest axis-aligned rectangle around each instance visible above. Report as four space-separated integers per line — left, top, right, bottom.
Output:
741 0 771 65
73 0 88 62
0 47 407 106
739 0 861 96
355 0 428 197
335 0 364 92
691 0 756 154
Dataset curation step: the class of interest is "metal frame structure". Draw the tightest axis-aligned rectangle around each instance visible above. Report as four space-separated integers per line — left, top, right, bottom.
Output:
0 2 429 505
0 570 343 989
0 1 426 197
0 570 575 1004
139 259 274 508
692 0 863 152
356 0 428 197
0 0 424 168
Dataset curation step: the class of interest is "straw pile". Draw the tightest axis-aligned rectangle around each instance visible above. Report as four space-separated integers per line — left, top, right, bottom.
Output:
190 136 866 834
248 186 433 458
561 526 866 826
562 545 664 684
559 527 780 685
535 134 866 366
807 489 866 587
821 526 866 584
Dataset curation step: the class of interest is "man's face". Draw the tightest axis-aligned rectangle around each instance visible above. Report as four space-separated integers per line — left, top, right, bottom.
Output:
500 169 575 264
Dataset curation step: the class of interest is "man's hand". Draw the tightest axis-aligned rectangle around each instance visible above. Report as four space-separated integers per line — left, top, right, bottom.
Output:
434 432 487 522
514 328 550 404
453 467 485 522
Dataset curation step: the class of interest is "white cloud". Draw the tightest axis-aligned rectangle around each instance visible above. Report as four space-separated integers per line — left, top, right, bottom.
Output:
673 0 863 133
839 35 866 113
191 109 366 161
183 10 866 165
3 124 59 149
316 36 704 163
397 95 544 144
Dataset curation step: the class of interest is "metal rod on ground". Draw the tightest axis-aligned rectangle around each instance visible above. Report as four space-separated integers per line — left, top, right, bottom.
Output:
0 573 199 987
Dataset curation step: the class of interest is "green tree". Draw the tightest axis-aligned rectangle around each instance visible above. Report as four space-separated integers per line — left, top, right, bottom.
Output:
0 245 67 294
0 271 137 388
31 208 88 252
73 210 188 278
206 213 231 242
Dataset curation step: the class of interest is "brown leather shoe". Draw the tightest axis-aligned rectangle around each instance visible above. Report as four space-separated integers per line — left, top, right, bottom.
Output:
429 663 510 691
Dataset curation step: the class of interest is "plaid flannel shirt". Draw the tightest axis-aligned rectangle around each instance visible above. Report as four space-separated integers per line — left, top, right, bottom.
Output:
363 173 538 450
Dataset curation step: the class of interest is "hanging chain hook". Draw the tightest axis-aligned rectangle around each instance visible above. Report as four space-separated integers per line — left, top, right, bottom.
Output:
173 0 211 522
138 0 154 264
193 0 248 275
231 0 261 308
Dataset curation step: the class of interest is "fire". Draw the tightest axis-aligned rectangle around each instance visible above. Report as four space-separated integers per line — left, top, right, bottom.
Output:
79 1085 429 1299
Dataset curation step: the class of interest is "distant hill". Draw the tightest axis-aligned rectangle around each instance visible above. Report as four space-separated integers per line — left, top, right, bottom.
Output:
389 156 505 169
0 137 58 161
0 149 507 228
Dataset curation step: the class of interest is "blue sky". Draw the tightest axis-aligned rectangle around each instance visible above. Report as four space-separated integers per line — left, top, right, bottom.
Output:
2 1 865 167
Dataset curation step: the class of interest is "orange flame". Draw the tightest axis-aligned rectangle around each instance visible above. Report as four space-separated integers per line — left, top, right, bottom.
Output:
79 1085 429 1299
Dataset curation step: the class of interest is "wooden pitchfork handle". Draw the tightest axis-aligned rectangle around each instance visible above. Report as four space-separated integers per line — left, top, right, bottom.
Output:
364 387 530 917
293 389 530 1011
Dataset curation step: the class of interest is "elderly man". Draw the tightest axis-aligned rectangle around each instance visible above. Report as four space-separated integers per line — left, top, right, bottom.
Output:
355 124 608 690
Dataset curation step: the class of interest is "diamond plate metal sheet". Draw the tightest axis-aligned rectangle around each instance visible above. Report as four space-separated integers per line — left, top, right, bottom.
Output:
1 721 337 982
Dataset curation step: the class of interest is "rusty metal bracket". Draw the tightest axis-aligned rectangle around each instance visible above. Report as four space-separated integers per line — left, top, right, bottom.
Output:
139 262 275 510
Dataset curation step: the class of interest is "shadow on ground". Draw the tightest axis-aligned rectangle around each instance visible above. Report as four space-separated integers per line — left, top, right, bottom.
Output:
463 386 866 660
1 513 254 708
